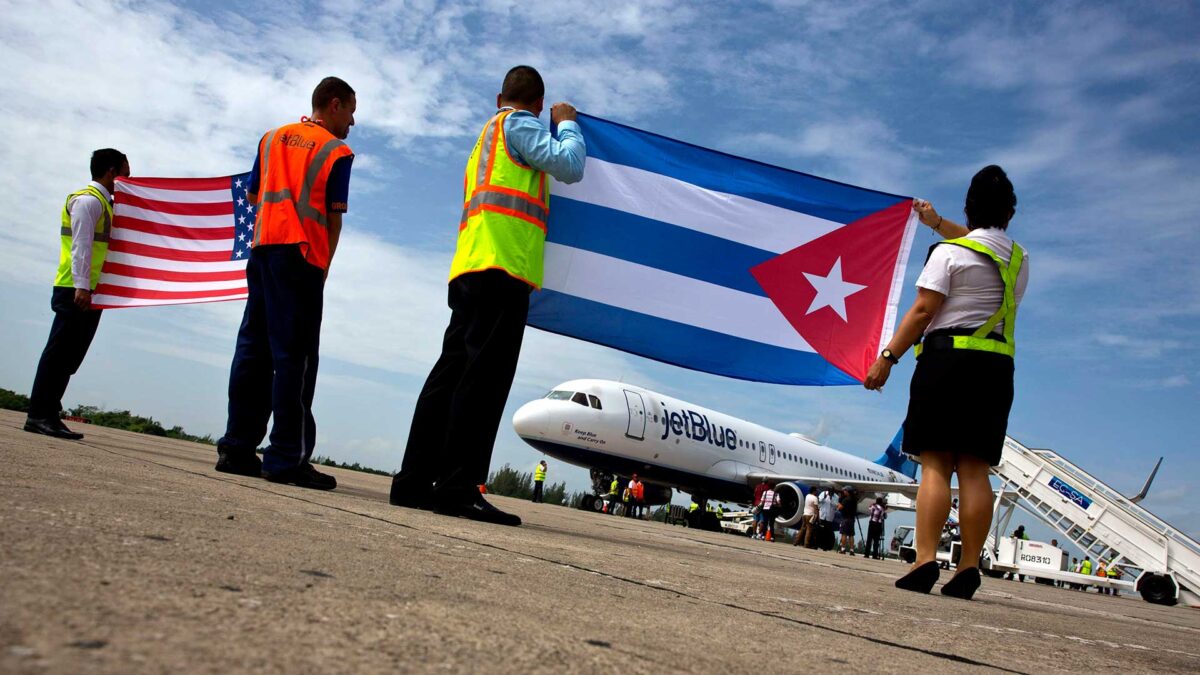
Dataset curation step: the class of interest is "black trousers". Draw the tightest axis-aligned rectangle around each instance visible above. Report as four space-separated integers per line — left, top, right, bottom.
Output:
392 269 530 499
218 245 324 473
531 480 544 503
866 521 885 558
29 287 103 420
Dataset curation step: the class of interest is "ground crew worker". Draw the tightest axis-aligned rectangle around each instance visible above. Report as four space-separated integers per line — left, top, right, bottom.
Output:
1096 560 1109 594
531 460 547 503
868 166 1029 601
605 477 620 514
1107 562 1121 596
25 149 129 440
214 77 356 490
622 486 633 518
716 504 725 519
389 66 585 526
632 476 646 518
689 500 699 513
1081 556 1093 591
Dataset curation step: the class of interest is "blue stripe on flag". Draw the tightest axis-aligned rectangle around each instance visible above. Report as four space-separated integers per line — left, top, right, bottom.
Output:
548 197 774 297
528 290 858 386
576 113 907 225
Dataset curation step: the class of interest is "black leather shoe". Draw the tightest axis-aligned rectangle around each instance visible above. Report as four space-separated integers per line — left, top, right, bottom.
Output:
431 492 521 527
263 462 337 490
940 567 982 600
24 417 83 440
895 561 941 594
215 445 262 477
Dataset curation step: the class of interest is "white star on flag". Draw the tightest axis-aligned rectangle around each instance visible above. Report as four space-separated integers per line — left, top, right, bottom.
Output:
235 178 242 188
237 197 244 206
802 257 867 322
238 233 245 241
238 215 245 224
247 204 253 213
235 249 243 258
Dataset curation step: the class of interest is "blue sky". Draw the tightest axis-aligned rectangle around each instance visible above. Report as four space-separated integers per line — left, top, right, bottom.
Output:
1 1 1197 541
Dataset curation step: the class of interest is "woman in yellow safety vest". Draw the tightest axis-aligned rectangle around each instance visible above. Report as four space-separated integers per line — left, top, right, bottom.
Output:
867 166 1030 602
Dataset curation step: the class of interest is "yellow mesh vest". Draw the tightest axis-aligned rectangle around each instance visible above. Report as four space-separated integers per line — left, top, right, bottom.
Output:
55 186 113 290
450 111 550 288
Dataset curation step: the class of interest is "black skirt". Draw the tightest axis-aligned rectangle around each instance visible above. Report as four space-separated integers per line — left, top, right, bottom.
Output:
902 342 1015 467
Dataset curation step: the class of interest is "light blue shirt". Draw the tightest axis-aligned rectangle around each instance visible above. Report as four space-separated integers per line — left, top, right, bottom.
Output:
499 108 586 184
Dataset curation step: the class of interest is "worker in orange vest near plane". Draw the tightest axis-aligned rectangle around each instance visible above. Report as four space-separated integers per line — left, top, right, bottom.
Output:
215 77 356 490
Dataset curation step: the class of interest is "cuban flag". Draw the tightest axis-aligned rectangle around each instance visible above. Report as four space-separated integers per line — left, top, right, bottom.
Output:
529 114 918 385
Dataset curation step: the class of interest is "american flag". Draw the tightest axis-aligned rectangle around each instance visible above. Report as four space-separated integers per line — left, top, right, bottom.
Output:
92 173 255 308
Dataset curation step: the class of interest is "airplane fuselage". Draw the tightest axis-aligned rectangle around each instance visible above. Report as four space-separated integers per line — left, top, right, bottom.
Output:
512 379 914 510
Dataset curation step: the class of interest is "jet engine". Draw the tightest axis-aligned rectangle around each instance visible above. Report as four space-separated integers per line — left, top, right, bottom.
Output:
772 481 807 528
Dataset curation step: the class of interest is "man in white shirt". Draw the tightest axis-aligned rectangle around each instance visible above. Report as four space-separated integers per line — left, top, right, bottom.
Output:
758 486 781 541
26 149 130 440
817 489 838 550
793 491 820 548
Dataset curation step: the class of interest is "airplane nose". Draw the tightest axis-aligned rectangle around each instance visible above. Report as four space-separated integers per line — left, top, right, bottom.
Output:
512 401 548 438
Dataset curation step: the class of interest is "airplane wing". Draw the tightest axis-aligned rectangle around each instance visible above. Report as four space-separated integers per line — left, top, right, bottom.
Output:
745 472 951 500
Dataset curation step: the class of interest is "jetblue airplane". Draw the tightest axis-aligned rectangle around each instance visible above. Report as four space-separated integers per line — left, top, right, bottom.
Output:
512 379 923 528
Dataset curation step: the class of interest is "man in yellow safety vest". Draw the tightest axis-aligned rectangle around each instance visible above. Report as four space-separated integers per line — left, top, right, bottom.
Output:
390 66 586 526
25 149 130 440
531 460 547 503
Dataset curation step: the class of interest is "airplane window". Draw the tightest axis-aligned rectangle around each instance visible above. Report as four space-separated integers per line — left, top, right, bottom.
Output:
546 390 572 400
571 392 589 407
587 395 602 410
654 414 659 422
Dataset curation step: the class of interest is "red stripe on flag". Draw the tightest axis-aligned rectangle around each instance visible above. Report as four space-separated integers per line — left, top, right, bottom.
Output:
117 193 234 216
108 239 234 262
114 217 235 240
116 176 231 191
102 262 247 283
92 284 248 300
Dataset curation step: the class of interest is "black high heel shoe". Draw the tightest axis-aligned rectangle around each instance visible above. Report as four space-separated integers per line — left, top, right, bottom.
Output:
895 561 940 593
940 567 982 600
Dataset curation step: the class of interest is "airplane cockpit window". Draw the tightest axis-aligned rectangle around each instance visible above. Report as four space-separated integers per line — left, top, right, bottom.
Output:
587 395 602 410
546 390 573 400
571 392 590 407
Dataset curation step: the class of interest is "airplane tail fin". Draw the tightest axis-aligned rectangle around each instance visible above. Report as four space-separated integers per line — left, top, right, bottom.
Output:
873 426 919 480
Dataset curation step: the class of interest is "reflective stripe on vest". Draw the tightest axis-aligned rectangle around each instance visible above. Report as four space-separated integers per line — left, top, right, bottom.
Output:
55 185 113 290
914 237 1025 359
449 110 550 288
252 121 352 270
534 464 546 482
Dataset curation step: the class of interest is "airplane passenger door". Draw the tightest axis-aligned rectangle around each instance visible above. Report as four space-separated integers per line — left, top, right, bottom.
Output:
759 441 767 463
769 444 776 466
623 390 647 440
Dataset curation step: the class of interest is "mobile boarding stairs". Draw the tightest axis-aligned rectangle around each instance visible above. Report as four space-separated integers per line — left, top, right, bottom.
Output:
965 436 1197 606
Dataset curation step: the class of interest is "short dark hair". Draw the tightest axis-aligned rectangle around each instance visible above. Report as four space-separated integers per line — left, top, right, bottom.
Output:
90 148 127 180
312 76 355 110
964 164 1017 230
501 65 545 106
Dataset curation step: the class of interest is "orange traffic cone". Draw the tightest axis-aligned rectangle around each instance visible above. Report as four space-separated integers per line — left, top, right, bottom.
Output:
765 529 773 542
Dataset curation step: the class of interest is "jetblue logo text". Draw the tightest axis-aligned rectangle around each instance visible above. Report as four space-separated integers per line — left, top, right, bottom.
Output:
659 404 738 449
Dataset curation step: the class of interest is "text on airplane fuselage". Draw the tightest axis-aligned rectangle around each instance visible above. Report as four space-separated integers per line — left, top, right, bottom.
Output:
660 403 739 449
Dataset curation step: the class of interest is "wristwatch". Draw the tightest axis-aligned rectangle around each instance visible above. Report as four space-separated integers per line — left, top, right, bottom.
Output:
881 349 899 365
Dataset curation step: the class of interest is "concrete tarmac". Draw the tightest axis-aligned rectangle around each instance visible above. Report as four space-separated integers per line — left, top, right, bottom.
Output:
2 409 1198 674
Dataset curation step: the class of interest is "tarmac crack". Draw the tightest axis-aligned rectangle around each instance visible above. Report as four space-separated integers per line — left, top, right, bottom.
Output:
81 440 1031 672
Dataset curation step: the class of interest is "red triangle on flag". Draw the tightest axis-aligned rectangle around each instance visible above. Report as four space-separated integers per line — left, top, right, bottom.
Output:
750 200 912 382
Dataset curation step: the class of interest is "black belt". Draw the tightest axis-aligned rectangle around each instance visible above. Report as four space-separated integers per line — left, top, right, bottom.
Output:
918 327 1006 353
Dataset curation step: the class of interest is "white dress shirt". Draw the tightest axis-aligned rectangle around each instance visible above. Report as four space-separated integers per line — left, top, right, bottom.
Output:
916 227 1030 336
68 181 112 290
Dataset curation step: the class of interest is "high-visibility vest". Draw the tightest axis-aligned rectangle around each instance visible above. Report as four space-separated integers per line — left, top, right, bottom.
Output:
252 120 353 270
1096 565 1107 578
55 185 113 290
688 502 699 513
914 238 1026 359
632 481 645 500
1107 566 1119 578
449 110 550 288
610 479 619 495
534 463 546 482
1081 560 1093 575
